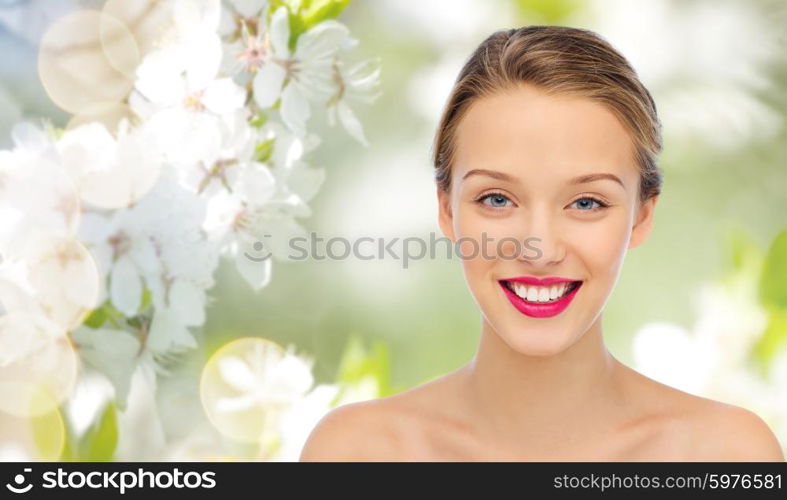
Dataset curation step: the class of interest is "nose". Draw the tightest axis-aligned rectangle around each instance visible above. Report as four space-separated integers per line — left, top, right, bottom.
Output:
517 205 566 268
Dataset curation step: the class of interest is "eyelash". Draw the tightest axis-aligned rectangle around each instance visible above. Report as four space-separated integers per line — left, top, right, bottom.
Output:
475 191 514 209
568 196 610 212
474 192 610 212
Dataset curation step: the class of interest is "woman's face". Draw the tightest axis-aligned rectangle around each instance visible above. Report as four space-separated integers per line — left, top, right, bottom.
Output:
438 84 657 356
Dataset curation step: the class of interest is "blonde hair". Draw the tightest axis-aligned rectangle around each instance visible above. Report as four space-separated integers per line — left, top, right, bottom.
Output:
432 25 663 203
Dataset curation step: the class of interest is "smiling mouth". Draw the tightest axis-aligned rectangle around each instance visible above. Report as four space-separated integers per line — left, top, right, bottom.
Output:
500 280 582 304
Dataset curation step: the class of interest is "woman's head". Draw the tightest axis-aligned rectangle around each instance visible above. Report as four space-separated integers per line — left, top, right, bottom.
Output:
434 26 662 356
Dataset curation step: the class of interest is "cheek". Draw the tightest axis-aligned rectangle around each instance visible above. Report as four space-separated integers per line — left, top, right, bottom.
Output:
570 212 631 278
453 212 515 262
452 212 510 300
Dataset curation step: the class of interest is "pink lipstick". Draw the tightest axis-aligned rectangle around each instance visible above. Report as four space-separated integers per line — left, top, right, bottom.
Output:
498 276 582 318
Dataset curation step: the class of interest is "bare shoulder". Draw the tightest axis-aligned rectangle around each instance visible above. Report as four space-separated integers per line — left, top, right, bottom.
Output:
299 369 466 462
685 400 785 461
617 364 784 461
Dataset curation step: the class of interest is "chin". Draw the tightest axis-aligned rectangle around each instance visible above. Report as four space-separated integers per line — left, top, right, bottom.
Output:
493 325 579 357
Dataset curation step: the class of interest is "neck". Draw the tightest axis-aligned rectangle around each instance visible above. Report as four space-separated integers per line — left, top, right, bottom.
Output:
460 315 624 446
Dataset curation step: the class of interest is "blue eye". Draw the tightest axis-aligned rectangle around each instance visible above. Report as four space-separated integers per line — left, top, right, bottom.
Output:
570 196 608 211
478 192 512 208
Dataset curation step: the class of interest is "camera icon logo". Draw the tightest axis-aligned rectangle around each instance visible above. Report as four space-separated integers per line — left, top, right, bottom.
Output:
6 468 33 494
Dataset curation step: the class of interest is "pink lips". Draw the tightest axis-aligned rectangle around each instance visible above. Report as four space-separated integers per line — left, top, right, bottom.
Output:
499 276 582 318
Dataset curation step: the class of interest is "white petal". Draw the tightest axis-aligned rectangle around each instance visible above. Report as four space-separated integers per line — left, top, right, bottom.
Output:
147 310 197 352
279 83 310 136
83 244 112 290
11 122 49 152
129 235 160 277
293 64 335 101
78 127 162 209
303 133 321 153
168 280 206 327
218 5 237 37
274 383 340 460
253 63 287 108
135 46 187 105
200 0 222 32
295 20 349 62
110 256 142 316
203 191 243 238
202 78 247 114
70 326 141 410
286 164 324 202
239 163 277 205
62 243 101 311
269 6 290 58
235 238 272 291
184 34 223 91
265 217 307 261
64 372 114 437
267 351 314 397
337 100 368 146
270 129 302 169
147 109 223 166
215 394 258 413
346 58 382 93
57 122 117 179
218 110 256 160
127 90 157 120
218 356 256 391
230 0 266 18
174 0 222 39
77 213 114 245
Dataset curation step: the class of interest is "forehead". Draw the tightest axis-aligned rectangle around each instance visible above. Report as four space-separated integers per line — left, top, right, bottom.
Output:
453 84 637 184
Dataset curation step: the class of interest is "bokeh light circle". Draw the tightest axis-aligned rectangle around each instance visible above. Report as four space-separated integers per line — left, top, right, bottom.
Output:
26 236 102 331
103 0 178 60
0 401 66 460
0 331 78 418
38 10 138 114
200 337 313 444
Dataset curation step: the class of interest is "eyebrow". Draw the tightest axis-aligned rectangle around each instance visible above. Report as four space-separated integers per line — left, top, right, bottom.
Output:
461 169 625 188
461 169 514 182
568 172 625 188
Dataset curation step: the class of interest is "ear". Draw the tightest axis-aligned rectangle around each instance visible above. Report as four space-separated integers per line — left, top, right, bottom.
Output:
437 186 456 242
629 195 658 249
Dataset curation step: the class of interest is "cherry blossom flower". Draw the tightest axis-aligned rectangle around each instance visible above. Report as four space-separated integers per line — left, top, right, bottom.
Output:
252 7 354 136
326 57 382 146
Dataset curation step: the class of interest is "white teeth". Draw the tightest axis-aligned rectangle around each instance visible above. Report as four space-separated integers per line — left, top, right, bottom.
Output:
508 282 577 303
